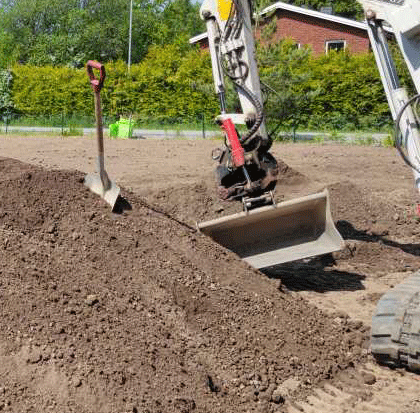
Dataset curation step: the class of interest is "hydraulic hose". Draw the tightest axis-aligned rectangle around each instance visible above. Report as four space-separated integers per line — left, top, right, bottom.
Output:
394 93 420 174
233 80 264 144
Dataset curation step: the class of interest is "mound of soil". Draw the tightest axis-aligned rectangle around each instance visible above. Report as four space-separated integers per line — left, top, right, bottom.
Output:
0 157 367 413
327 181 420 275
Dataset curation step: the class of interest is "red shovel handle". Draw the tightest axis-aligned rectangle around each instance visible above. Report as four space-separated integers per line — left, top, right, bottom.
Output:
86 60 106 93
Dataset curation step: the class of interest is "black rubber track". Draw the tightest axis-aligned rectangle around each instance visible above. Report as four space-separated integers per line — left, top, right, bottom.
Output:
371 273 420 371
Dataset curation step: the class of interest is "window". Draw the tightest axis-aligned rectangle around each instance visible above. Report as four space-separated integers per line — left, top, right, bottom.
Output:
325 40 346 54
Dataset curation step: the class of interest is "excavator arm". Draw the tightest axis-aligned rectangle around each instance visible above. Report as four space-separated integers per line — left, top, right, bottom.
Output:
357 0 420 193
199 0 278 201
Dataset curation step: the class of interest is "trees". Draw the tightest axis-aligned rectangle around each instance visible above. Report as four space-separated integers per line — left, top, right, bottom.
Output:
0 0 393 132
0 0 204 67
257 39 316 132
0 0 129 66
157 0 204 46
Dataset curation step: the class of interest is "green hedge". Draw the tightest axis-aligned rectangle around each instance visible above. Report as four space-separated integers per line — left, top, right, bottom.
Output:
12 65 92 115
0 43 405 131
10 44 219 122
292 52 392 130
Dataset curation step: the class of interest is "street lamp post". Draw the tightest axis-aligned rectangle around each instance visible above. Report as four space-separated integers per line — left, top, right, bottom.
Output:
128 0 133 72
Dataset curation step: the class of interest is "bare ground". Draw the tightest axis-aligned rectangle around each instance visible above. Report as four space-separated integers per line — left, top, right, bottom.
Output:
0 135 420 412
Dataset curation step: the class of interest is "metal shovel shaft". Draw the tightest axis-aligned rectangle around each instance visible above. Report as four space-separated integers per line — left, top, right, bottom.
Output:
93 91 111 191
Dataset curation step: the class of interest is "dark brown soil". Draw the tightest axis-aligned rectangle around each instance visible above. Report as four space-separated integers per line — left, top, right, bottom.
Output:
0 156 369 413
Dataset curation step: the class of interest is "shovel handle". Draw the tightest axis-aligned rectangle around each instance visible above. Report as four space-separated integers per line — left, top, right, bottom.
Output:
87 60 106 168
86 60 106 93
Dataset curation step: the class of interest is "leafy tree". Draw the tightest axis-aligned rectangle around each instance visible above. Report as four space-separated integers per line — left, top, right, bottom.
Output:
0 0 204 67
257 39 316 133
156 0 204 46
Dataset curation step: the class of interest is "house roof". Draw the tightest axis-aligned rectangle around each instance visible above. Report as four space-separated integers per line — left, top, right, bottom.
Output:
259 1 368 31
189 1 370 45
189 32 209 45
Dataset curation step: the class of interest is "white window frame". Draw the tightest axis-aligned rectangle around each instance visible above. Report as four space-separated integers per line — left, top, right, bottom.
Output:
325 40 346 54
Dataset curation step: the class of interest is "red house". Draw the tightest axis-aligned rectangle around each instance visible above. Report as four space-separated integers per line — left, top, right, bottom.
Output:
190 1 371 55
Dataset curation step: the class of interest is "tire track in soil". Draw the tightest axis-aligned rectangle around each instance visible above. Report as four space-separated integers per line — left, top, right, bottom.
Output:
285 362 420 413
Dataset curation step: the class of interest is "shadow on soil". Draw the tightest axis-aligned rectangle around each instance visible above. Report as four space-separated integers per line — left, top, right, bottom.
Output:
262 255 366 293
336 220 420 257
113 195 132 214
263 219 420 293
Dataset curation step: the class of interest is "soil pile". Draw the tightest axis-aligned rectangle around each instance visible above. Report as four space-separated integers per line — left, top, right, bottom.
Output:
0 157 367 413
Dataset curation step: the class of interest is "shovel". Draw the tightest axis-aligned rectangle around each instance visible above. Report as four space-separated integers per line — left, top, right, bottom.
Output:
84 60 120 210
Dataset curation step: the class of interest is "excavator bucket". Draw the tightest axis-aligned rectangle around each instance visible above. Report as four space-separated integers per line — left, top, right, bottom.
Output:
197 189 344 269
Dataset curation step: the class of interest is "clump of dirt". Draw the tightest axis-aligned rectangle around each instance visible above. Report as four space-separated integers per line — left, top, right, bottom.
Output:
276 158 309 186
147 180 228 224
0 157 367 413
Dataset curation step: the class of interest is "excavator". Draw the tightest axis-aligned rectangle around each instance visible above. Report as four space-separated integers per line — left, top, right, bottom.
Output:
197 0 420 371
197 0 345 269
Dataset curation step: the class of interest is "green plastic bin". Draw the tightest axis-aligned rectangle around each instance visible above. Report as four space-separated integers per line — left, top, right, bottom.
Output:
109 122 119 138
108 118 133 139
117 118 133 139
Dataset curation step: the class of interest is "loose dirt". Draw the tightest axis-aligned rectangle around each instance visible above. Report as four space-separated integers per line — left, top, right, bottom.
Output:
0 135 420 412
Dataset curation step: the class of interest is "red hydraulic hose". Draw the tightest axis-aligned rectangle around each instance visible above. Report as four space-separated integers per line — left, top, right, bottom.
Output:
221 118 245 167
